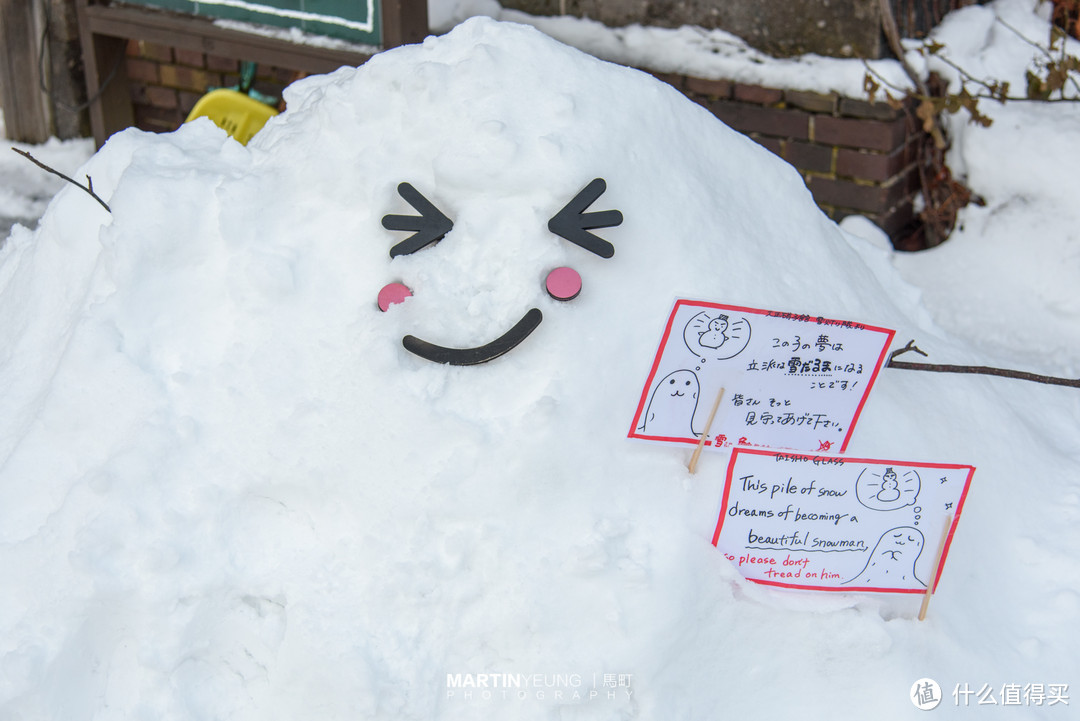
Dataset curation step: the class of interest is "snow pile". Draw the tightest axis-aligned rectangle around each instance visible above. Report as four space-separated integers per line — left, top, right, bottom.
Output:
1 10 1078 721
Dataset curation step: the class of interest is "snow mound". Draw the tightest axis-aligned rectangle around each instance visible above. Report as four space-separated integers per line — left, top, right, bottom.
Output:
1 17 1077 720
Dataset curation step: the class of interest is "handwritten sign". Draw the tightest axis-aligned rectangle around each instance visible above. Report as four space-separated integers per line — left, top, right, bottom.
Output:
711 449 974 593
628 300 895 453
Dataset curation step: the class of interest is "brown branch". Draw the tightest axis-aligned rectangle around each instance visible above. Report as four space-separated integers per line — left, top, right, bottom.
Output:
878 0 947 148
889 339 929 363
887 340 1080 388
11 148 111 213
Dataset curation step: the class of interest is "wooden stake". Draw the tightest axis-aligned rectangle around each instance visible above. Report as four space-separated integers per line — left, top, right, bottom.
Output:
918 514 953 621
688 387 725 474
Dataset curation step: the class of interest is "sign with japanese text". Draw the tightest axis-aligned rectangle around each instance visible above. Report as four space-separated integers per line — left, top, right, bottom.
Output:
628 300 895 453
712 449 974 593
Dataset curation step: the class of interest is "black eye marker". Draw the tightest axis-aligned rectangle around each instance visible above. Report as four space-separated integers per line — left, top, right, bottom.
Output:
547 178 622 259
382 182 453 258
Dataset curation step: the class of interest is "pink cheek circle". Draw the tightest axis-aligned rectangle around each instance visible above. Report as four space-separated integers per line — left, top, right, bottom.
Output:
378 282 413 312
545 267 582 301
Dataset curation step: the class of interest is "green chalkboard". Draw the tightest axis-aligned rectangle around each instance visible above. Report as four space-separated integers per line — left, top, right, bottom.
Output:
125 1 380 46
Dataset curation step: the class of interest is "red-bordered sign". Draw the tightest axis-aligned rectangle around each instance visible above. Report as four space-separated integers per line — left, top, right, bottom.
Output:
711 448 974 594
629 300 895 453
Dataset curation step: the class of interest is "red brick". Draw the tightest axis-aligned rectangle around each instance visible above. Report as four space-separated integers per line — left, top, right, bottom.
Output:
159 65 218 93
175 49 206 68
638 68 684 90
685 75 732 99
134 40 172 63
128 82 149 105
178 90 203 114
752 135 784 157
145 85 179 110
838 97 904 121
835 138 920 182
706 99 811 140
206 54 238 73
734 83 783 105
133 104 181 133
125 57 160 84
806 168 918 213
784 89 838 114
783 140 834 174
812 114 907 151
271 66 302 85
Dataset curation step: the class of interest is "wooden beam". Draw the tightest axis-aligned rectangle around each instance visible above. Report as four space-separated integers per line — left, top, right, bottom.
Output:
81 3 373 73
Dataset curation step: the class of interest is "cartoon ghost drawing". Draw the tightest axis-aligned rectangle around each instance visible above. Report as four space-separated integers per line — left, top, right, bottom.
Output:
637 369 701 438
856 467 920 511
683 311 751 361
843 527 926 588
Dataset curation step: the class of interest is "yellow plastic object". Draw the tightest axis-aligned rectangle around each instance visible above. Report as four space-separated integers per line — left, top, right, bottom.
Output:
184 89 279 145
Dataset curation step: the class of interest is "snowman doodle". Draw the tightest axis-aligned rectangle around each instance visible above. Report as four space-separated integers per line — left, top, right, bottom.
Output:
638 369 701 438
683 311 751 362
856 467 921 511
843 527 926 588
698 315 730 349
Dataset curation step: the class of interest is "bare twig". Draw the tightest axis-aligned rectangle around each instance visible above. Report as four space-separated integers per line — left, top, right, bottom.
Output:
865 52 1077 105
887 339 1080 388
996 15 1080 98
889 339 929 363
11 148 111 213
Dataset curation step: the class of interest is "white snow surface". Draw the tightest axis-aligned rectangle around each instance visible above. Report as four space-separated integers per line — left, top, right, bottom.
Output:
1 2 1079 719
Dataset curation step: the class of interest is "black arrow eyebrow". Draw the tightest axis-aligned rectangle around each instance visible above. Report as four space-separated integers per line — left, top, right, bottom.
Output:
382 182 454 258
547 178 622 258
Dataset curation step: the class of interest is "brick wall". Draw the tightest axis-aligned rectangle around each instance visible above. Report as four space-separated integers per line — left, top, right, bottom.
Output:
124 40 298 133
648 70 929 250
122 42 931 250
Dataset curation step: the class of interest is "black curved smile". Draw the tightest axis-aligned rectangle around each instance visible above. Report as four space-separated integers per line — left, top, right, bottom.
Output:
402 308 543 366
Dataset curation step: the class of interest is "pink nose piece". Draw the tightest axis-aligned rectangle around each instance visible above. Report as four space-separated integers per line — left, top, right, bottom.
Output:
545 267 582 301
378 282 413 311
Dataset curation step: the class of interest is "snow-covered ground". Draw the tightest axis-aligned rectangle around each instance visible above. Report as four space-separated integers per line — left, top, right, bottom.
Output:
1 1 1077 719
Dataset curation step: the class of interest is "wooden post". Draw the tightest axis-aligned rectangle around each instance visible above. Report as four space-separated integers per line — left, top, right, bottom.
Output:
45 0 91 139
918 514 952 621
0 0 51 142
688 387 725 474
381 0 429 48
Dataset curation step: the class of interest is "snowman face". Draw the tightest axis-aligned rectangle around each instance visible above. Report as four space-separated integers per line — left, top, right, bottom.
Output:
378 179 622 365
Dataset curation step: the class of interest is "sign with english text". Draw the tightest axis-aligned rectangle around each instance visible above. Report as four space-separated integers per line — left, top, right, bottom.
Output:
628 300 895 453
712 449 974 593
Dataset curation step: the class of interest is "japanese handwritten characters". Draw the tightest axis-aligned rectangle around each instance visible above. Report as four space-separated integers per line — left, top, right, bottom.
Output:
711 450 974 593
629 300 895 452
